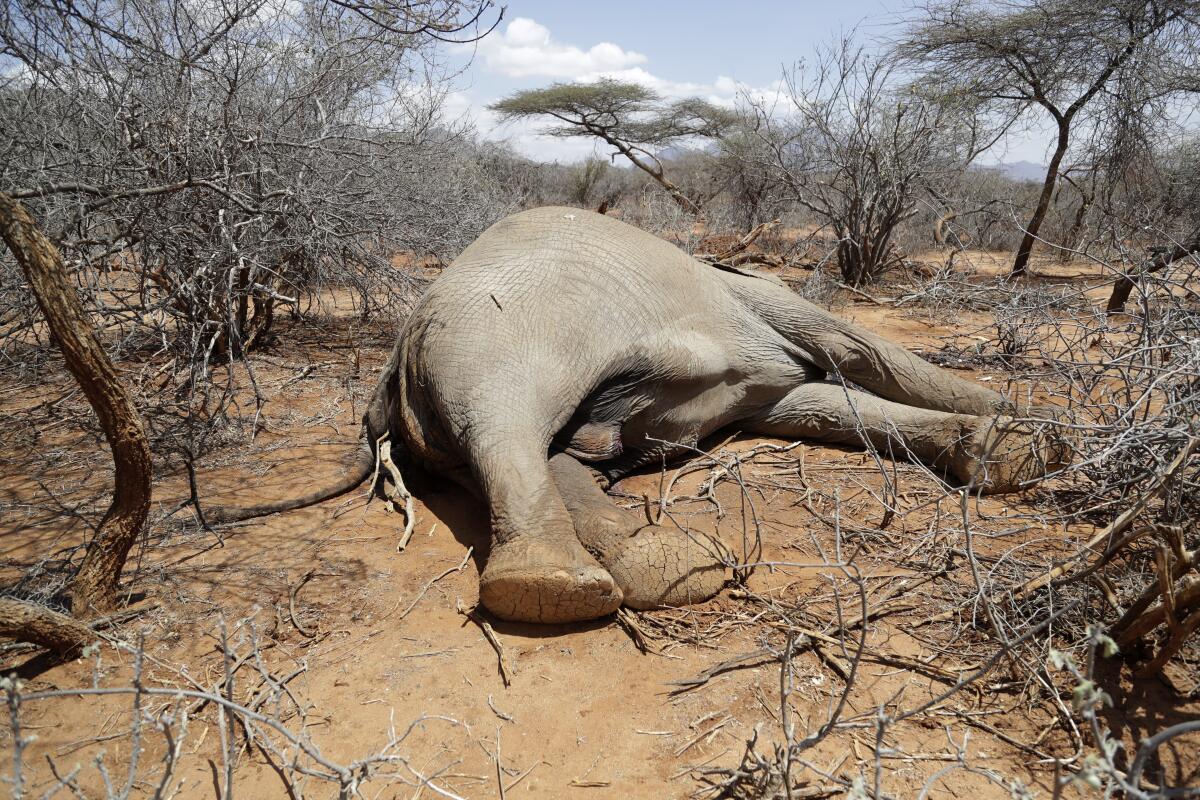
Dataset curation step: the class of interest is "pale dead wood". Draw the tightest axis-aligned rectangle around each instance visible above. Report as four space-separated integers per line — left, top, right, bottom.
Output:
701 218 782 261
0 599 96 657
457 600 515 687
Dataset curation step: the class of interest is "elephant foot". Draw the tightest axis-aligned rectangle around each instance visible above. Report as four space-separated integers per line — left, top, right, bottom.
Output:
549 453 728 609
953 415 1072 494
594 522 728 610
479 533 623 623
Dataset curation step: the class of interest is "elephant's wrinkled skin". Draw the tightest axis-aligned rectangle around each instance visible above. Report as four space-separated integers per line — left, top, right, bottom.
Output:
351 207 1067 624
353 207 1070 622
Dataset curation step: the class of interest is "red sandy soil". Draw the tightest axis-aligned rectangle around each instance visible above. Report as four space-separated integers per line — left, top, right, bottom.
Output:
1 261 1196 799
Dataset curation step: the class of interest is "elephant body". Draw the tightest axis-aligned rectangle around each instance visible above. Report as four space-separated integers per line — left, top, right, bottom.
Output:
365 207 1065 623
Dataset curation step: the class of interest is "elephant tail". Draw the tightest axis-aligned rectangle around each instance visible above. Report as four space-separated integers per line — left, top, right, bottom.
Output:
194 335 414 526
201 445 376 525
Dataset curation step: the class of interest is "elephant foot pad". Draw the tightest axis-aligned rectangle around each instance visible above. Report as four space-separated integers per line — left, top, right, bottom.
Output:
479 536 623 623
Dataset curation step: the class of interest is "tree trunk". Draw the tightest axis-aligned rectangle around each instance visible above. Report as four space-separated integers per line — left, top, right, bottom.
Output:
1058 181 1094 264
1106 228 1200 315
0 193 152 617
601 134 703 216
1011 121 1071 278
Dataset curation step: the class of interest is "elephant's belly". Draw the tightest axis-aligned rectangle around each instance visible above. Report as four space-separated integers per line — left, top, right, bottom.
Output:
620 366 808 455
623 380 749 447
557 327 818 473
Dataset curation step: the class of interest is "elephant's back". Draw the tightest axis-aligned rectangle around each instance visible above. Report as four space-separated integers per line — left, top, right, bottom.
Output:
410 207 730 351
397 208 740 439
439 206 713 311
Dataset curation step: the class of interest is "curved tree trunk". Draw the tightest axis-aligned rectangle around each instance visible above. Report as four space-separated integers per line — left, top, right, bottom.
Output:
0 192 152 618
600 134 703 216
1011 121 1071 278
933 209 957 246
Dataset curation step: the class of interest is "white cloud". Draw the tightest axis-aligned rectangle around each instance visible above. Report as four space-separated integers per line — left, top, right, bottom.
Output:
577 68 787 111
477 17 647 79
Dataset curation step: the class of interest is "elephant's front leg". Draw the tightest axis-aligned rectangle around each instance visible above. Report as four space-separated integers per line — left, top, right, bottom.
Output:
471 438 623 623
746 383 1068 493
548 453 727 609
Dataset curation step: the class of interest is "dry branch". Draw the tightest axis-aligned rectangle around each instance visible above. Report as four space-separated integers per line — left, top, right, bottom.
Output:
457 600 515 687
0 599 96 657
918 438 1196 629
700 218 781 261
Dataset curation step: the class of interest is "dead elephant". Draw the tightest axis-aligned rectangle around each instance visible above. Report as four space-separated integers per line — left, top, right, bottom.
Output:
217 207 1070 624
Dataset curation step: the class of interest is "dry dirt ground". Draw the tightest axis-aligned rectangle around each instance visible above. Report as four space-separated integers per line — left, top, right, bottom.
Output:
2 255 1197 799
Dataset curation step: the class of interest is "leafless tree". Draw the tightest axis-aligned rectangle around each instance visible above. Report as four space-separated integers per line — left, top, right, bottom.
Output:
898 0 1200 277
740 40 983 286
0 0 503 654
1107 224 1200 313
1102 135 1200 312
0 0 506 459
711 127 791 233
924 167 1034 254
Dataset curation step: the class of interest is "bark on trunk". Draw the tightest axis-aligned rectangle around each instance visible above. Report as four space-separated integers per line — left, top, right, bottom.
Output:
0 192 152 616
0 599 95 657
1011 121 1071 278
600 133 703 216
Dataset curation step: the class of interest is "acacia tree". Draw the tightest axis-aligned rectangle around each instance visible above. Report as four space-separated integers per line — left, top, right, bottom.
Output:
490 79 737 215
742 41 981 286
898 0 1200 277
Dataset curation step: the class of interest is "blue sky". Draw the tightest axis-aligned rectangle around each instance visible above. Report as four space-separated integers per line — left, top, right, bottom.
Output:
444 0 1049 165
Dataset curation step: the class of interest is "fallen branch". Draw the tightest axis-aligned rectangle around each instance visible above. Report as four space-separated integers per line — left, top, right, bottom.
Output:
702 219 782 261
0 599 96 658
288 570 317 637
457 600 514 687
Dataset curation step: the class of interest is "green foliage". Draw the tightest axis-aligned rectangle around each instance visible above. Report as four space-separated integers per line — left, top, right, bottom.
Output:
490 79 659 137
491 79 736 213
490 79 735 145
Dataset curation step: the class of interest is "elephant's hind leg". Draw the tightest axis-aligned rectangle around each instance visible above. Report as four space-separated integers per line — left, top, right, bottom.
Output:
746 383 1066 493
471 439 623 623
548 453 727 609
730 276 1012 416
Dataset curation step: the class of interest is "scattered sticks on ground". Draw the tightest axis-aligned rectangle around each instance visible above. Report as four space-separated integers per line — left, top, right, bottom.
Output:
2 250 1197 797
